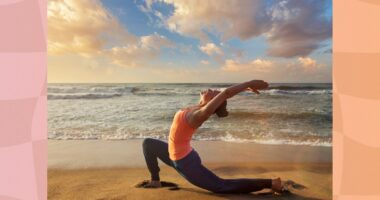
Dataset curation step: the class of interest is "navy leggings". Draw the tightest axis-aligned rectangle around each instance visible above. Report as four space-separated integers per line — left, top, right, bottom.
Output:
142 138 272 193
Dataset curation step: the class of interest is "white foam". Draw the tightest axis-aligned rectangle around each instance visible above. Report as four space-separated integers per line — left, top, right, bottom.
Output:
263 89 332 96
252 138 332 147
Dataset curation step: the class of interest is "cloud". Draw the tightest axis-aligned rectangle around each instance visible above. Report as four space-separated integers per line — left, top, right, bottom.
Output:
200 60 210 65
140 32 175 49
199 43 223 56
147 0 331 58
221 56 330 82
223 57 323 73
48 0 137 56
297 57 317 71
104 33 174 67
286 56 324 73
48 0 174 68
222 58 274 73
265 0 332 57
147 0 270 42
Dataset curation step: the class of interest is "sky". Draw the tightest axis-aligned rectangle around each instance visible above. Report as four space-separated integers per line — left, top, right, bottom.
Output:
48 0 332 83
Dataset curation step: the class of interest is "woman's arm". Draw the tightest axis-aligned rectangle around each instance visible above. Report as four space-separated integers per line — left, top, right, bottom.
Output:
188 80 268 127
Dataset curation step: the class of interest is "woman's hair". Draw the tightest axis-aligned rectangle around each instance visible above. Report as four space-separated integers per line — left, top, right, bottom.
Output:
214 100 228 117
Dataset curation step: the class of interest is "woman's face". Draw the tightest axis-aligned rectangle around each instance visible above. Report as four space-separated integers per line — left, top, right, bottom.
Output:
199 89 219 104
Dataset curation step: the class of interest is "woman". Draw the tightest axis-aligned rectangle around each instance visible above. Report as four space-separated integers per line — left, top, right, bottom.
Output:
142 80 284 193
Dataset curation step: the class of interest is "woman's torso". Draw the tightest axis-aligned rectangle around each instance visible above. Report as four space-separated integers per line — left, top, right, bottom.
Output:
168 107 198 161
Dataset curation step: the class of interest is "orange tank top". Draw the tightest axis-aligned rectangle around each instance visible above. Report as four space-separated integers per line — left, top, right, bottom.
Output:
168 108 196 161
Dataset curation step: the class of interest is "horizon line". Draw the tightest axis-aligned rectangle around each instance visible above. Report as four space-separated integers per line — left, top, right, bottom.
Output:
47 82 332 84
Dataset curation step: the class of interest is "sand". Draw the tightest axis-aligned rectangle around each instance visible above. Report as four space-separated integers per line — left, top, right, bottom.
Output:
48 140 332 200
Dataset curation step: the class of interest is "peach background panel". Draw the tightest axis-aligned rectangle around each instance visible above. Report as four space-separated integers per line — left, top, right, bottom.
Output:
334 0 380 200
0 0 47 200
0 0 380 199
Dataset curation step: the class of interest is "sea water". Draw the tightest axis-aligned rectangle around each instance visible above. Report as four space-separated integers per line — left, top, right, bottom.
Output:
48 83 332 146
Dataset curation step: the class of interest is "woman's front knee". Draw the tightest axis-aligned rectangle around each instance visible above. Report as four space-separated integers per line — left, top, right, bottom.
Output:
142 138 156 149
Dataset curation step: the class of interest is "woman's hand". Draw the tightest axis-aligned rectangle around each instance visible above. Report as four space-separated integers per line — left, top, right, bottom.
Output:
246 87 261 94
247 80 269 94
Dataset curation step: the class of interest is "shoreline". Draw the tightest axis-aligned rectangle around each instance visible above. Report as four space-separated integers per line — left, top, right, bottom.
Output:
48 139 331 169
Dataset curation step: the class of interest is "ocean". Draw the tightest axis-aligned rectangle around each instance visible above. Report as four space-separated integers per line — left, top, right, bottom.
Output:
48 83 332 146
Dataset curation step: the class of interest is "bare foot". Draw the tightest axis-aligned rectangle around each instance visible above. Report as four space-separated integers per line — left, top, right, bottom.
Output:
144 180 162 188
271 177 282 193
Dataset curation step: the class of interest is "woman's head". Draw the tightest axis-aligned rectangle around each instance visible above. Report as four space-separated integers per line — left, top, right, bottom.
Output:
199 89 219 104
199 89 229 118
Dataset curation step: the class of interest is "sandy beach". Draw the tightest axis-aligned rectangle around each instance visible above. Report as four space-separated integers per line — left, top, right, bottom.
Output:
48 140 331 200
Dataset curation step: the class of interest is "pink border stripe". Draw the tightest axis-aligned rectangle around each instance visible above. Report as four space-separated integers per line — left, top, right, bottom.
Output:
0 0 47 199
